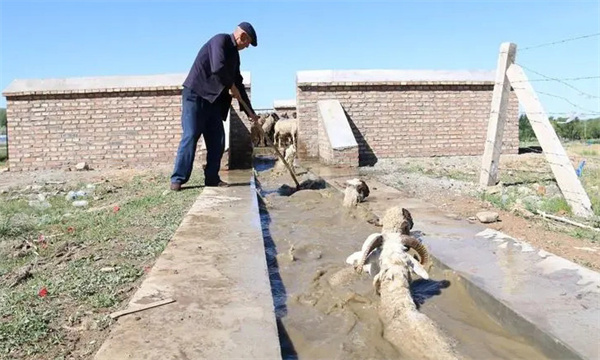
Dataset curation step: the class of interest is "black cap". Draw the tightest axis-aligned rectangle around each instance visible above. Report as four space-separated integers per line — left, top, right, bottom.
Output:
238 22 257 47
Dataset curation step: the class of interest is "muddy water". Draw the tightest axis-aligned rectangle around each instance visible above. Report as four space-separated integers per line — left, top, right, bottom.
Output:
255 159 549 360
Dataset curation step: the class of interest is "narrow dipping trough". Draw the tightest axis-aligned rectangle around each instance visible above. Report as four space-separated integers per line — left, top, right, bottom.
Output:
254 155 550 360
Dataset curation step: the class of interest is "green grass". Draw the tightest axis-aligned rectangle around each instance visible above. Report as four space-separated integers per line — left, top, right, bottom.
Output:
581 167 600 217
0 171 202 358
519 139 540 148
539 196 572 215
580 149 599 156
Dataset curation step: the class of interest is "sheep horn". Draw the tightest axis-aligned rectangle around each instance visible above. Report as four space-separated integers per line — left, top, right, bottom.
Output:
401 235 429 265
355 233 384 273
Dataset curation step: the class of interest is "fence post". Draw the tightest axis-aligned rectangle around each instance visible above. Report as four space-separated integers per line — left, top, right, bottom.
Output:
479 42 517 187
506 64 594 218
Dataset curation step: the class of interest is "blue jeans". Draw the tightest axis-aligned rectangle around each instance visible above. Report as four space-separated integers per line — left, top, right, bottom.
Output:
171 87 225 186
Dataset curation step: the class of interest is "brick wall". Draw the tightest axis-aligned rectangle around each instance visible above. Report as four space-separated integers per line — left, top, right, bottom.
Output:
228 98 254 169
296 71 519 165
2 73 252 171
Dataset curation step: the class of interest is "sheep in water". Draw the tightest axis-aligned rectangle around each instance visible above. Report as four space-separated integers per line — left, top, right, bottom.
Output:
346 206 415 275
343 178 370 208
351 232 458 360
274 143 297 172
284 143 296 166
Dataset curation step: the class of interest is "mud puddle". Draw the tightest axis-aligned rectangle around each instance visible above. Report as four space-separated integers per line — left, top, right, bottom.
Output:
254 157 549 360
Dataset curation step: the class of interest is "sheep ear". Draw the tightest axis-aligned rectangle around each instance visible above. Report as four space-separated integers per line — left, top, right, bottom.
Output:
406 255 429 279
402 208 414 230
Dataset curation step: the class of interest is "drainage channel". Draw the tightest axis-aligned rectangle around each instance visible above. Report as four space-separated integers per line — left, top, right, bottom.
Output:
254 156 550 360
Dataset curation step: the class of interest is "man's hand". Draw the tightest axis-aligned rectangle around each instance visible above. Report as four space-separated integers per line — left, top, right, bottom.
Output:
249 113 260 123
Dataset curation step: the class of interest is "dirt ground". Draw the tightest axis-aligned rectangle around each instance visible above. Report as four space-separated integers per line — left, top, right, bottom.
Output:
360 146 600 271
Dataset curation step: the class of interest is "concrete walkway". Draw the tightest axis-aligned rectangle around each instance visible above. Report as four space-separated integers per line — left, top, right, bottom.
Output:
307 163 600 360
94 170 280 360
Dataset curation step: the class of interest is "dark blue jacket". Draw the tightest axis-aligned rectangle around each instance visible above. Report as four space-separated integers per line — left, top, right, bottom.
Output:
183 33 254 119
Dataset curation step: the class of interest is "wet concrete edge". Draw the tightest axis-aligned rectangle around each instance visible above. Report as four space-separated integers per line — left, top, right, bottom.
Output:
93 170 282 360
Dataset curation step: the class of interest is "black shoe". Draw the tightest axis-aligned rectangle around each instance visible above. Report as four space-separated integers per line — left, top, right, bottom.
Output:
205 181 229 188
170 183 182 191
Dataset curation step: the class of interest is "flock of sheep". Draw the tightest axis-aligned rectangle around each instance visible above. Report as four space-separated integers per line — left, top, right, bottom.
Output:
343 179 459 360
250 111 298 150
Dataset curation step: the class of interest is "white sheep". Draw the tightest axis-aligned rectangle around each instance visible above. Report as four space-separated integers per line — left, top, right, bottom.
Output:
284 143 296 165
351 232 458 360
346 206 415 274
274 143 297 171
261 113 279 146
273 119 298 149
343 178 370 208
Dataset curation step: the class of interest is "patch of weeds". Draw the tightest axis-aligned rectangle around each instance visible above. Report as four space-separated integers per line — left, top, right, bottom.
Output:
580 149 598 156
480 190 518 211
539 196 572 215
568 228 599 242
480 192 505 210
404 163 424 174
444 169 474 182
0 171 202 358
0 282 62 356
581 167 600 216
57 259 142 308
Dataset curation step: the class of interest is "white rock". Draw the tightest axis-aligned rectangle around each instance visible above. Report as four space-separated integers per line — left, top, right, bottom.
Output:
75 162 89 171
72 200 89 207
476 211 499 223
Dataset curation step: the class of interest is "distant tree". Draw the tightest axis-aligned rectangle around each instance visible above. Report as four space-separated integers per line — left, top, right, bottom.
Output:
519 114 535 141
0 108 5 135
0 108 6 128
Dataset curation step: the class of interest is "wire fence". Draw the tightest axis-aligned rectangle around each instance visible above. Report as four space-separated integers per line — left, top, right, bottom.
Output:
480 32 600 216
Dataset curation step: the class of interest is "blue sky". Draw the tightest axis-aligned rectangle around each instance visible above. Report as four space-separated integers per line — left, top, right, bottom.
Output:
1 0 599 118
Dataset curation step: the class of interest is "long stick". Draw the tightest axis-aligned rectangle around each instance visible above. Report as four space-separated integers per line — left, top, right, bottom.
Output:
235 95 300 188
109 298 176 319
536 210 600 233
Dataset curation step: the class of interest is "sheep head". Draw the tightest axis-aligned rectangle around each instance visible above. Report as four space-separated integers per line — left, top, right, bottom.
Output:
382 206 414 235
354 233 429 275
346 178 370 200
